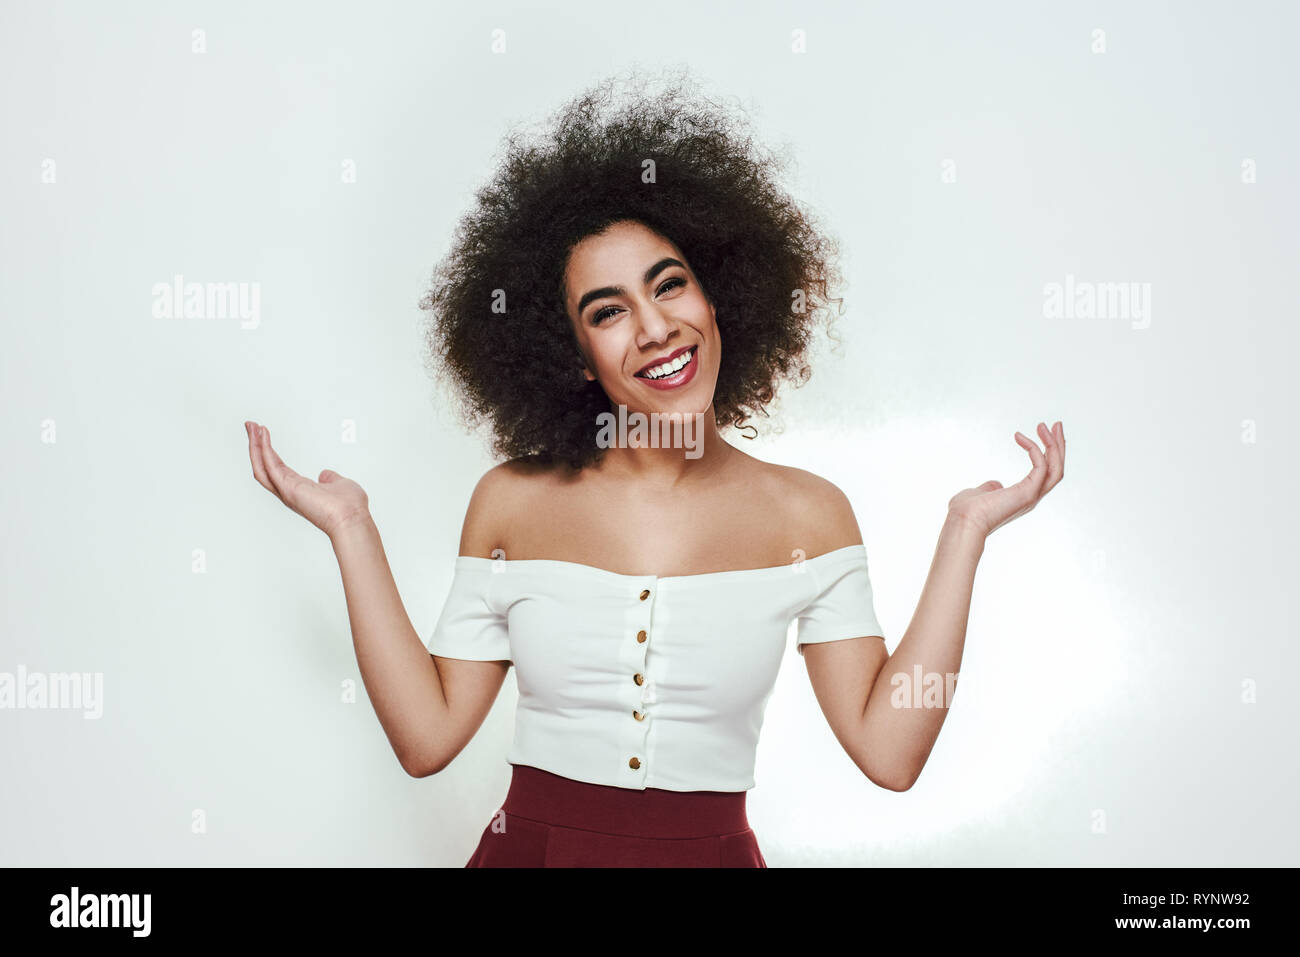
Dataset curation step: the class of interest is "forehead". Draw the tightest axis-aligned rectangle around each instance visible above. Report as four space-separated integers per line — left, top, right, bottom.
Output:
565 221 682 282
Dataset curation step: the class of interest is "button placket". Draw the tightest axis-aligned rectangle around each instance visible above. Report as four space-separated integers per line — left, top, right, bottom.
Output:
624 578 656 783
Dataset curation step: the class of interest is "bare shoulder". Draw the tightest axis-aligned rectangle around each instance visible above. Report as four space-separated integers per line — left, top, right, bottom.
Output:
458 455 574 558
756 461 863 557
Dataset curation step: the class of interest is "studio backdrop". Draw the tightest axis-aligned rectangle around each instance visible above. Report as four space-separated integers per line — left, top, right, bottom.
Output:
1 0 1295 866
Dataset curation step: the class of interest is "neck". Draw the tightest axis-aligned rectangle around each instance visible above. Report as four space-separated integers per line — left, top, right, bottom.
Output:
590 402 739 489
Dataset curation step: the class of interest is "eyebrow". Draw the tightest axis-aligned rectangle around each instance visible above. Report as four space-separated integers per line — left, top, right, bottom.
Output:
575 257 685 317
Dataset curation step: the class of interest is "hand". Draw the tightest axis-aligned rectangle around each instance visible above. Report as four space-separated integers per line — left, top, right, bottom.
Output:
947 421 1065 539
244 421 371 540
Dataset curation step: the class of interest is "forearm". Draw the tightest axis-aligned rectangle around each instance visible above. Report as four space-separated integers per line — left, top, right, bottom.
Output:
860 513 985 789
330 513 448 774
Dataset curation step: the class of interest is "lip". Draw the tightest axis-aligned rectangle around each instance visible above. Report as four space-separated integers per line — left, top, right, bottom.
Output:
635 344 694 377
634 345 699 390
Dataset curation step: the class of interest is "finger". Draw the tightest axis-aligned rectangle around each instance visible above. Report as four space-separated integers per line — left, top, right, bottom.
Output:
1014 431 1046 474
246 422 281 501
1036 421 1062 492
1056 421 1066 475
1012 431 1049 499
250 424 283 500
258 426 308 503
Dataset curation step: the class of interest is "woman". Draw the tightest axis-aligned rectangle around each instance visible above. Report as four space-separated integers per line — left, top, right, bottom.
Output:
243 69 1065 867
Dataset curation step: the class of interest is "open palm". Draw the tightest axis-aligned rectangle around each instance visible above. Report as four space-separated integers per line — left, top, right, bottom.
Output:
948 421 1066 538
244 421 370 539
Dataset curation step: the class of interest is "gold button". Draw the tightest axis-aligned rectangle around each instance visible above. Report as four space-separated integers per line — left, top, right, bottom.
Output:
639 589 650 601
633 673 644 686
633 710 645 721
629 757 641 769
636 629 647 643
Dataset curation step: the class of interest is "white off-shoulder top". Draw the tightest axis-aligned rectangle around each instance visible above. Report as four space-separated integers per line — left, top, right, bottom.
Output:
425 544 886 792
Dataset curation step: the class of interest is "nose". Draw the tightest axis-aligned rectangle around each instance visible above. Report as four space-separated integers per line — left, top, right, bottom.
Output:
634 299 675 345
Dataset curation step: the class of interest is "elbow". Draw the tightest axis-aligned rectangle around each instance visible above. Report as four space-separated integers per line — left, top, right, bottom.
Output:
400 749 448 779
871 773 915 792
400 757 429 778
862 762 918 792
855 739 920 791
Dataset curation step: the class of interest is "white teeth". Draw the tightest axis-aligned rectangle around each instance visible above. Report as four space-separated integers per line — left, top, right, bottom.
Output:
641 347 694 380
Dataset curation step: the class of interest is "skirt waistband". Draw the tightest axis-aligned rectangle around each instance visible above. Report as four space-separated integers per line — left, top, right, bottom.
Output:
501 764 751 839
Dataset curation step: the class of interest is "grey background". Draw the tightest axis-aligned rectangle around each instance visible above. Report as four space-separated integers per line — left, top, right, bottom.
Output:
2 0 1295 866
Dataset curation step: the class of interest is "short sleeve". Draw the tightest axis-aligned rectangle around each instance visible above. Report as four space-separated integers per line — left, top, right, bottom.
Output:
426 560 512 662
795 548 885 655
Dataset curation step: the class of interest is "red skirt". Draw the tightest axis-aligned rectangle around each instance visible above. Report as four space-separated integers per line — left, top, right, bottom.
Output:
465 764 767 867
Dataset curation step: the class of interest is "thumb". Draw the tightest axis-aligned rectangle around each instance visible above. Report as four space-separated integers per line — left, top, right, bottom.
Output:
980 479 1003 491
319 469 342 483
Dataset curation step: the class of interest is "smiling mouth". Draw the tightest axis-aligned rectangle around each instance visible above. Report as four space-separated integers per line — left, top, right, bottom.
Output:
635 345 697 380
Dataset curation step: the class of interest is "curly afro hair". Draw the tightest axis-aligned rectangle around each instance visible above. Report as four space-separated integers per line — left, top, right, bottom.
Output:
419 65 845 470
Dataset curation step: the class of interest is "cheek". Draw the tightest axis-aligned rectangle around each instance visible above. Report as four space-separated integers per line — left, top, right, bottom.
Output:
591 339 629 378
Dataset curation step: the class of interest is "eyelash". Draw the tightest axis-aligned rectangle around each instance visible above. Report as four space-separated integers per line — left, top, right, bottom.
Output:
591 277 686 325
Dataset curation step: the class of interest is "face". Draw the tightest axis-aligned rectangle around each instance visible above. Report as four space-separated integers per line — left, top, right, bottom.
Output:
564 220 720 417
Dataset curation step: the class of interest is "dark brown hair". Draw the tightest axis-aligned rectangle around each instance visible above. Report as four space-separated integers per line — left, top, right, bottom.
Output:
420 66 844 469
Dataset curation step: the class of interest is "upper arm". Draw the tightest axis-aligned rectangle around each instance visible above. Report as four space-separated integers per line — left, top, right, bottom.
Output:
424 653 509 774
784 467 895 787
801 637 892 786
419 463 525 775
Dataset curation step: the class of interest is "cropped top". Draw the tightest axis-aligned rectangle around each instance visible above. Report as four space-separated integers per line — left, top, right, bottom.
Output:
425 545 886 792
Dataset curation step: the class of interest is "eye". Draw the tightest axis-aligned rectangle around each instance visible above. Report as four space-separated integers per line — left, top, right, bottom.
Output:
589 276 688 325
